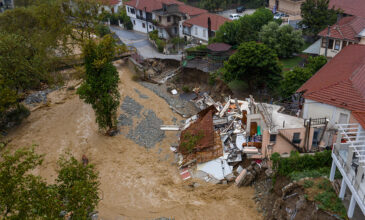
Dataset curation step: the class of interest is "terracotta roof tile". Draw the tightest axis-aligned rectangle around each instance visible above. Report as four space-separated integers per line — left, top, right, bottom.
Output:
207 43 232 52
125 0 182 12
298 44 365 111
178 4 207 16
318 16 365 41
330 0 365 18
352 111 365 129
183 13 230 31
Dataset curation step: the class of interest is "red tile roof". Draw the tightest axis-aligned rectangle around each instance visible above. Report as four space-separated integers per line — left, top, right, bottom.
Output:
330 0 365 18
207 43 232 52
297 44 365 111
178 4 207 16
125 0 182 12
183 13 230 31
352 111 365 129
318 16 365 41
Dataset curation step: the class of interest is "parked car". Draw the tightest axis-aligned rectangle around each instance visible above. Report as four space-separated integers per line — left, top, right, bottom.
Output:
274 12 289 19
236 6 245 13
229 14 241 20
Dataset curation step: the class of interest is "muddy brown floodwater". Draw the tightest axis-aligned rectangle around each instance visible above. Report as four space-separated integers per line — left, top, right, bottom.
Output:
5 60 262 220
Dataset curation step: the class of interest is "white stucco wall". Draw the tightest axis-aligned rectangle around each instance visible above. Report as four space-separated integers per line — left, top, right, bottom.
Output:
303 99 351 125
190 25 209 42
130 18 155 33
126 5 137 18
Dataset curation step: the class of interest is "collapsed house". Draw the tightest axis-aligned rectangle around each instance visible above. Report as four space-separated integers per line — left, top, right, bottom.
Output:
162 94 323 183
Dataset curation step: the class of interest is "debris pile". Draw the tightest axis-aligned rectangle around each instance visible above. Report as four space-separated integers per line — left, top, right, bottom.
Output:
162 94 266 184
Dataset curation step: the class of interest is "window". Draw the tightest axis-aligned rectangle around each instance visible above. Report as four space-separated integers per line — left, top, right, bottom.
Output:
321 38 327 48
334 40 340 50
174 27 177 34
159 16 161 21
130 8 135 14
270 134 277 142
142 23 146 28
127 7 130 13
338 113 348 124
167 16 171 22
342 41 348 49
195 27 198 35
203 29 206 37
328 39 334 49
149 25 152 29
292 133 301 144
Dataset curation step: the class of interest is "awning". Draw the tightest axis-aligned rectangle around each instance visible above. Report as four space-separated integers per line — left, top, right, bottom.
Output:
303 39 321 55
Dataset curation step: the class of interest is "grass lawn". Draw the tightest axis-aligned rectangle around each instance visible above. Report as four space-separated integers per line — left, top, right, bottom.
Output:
280 56 303 71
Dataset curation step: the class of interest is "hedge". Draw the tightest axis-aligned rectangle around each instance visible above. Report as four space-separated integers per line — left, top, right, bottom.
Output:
271 150 332 176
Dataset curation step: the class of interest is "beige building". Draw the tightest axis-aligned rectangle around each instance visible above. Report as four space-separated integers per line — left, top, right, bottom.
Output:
269 0 304 15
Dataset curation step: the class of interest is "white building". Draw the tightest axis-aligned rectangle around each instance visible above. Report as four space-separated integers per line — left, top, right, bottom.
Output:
330 113 365 218
181 13 230 43
298 44 365 148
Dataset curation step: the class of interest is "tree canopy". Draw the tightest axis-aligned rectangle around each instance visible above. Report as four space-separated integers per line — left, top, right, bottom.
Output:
212 8 273 46
259 21 304 58
221 41 282 91
0 147 100 219
77 35 120 131
300 0 341 36
280 56 327 97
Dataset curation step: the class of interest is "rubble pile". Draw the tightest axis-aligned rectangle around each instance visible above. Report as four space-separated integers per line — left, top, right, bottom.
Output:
161 94 265 184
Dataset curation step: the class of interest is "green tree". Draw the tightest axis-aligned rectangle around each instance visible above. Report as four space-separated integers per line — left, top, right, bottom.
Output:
280 55 327 97
221 41 282 91
212 8 273 46
200 0 223 12
259 21 304 58
56 153 100 219
300 0 341 36
0 147 100 219
77 35 120 132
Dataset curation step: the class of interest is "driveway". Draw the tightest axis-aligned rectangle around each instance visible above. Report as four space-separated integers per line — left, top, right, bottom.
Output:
110 26 182 61
218 9 256 19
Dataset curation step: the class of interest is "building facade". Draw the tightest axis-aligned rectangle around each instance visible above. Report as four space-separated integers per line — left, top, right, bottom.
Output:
268 0 304 15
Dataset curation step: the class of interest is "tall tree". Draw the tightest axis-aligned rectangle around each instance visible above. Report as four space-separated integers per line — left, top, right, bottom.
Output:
259 21 304 58
212 8 273 46
221 41 282 91
77 35 120 132
300 0 341 36
280 56 327 97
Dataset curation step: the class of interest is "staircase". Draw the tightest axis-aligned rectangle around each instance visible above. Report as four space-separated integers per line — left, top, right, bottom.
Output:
278 130 303 153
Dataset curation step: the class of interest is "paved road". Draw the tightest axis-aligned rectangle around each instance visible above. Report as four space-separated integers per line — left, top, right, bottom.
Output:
218 9 256 19
110 26 182 61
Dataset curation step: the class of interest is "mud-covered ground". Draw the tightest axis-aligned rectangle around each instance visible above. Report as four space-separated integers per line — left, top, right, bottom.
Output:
3 60 261 220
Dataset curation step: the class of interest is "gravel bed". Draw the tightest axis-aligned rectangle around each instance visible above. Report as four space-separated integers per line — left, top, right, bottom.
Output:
127 110 165 148
121 96 143 117
140 82 198 117
117 114 133 127
134 88 149 99
24 89 55 105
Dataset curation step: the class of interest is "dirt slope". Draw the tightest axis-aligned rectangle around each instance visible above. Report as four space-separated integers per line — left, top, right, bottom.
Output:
4 60 261 220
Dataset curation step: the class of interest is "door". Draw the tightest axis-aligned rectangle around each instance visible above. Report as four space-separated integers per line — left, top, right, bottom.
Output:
338 113 348 124
250 122 258 136
312 129 320 146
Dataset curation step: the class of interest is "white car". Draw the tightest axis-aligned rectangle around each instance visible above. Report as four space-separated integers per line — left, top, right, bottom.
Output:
229 14 241 20
274 12 289 19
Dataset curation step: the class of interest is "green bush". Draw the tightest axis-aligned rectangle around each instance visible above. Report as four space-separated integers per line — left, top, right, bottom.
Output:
303 180 314 188
156 39 166 53
186 44 207 52
182 85 190 93
95 24 110 37
149 30 159 41
271 150 332 176
314 179 347 219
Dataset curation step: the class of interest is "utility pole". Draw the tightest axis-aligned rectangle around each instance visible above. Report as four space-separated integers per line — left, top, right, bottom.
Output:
325 25 330 57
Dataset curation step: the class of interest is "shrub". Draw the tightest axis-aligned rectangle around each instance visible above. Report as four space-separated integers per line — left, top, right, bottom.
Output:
182 85 190 93
272 150 332 176
95 24 110 37
156 39 165 53
303 180 314 188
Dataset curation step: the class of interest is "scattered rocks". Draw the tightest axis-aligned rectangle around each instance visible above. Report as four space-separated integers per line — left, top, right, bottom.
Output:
127 110 165 148
134 88 149 99
24 89 54 105
117 114 133 127
121 96 143 117
140 82 198 117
